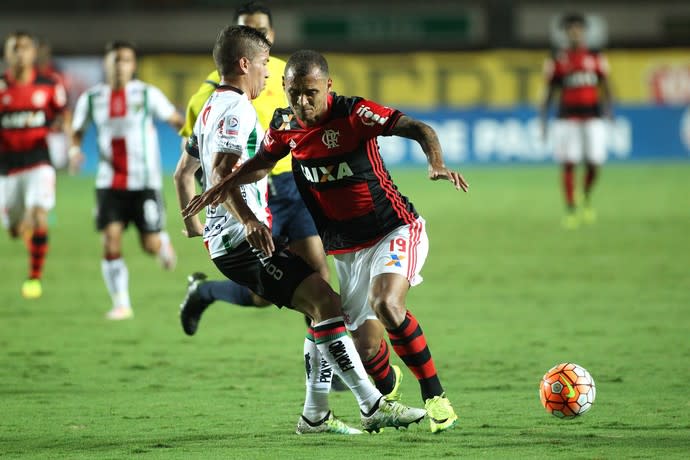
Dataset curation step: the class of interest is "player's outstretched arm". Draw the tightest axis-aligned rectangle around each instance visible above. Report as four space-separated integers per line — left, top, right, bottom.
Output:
182 153 277 218
390 115 469 192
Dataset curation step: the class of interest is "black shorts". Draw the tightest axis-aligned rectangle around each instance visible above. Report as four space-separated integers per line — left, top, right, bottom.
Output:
212 238 315 308
95 188 165 233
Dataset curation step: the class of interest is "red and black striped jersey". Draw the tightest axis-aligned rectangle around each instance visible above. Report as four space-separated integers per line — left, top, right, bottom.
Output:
260 93 418 254
545 47 609 119
0 69 66 174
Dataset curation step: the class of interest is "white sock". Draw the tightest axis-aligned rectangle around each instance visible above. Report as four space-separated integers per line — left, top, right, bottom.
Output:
312 317 381 414
302 336 331 422
101 258 131 309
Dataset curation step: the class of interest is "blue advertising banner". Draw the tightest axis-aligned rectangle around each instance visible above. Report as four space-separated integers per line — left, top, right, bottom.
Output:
77 105 690 173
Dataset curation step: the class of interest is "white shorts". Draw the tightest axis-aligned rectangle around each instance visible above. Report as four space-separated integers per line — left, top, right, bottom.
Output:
0 164 56 229
334 217 428 331
553 118 607 165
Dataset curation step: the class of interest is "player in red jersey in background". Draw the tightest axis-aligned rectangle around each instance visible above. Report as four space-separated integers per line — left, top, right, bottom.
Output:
0 31 67 299
540 13 613 229
184 49 468 433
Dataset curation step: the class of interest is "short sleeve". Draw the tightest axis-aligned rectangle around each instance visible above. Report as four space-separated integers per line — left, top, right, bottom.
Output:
52 81 67 112
212 111 246 156
259 127 290 162
350 98 403 138
147 85 177 121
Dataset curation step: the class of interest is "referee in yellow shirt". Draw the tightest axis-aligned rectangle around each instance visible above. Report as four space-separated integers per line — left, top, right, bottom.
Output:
178 2 329 309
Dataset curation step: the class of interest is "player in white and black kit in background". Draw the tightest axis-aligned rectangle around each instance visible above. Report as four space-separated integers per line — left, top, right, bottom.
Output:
69 41 183 320
174 25 426 434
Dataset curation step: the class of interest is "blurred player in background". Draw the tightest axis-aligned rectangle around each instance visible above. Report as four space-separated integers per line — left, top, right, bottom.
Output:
175 25 426 434
1 30 67 299
178 2 329 322
70 40 183 320
541 13 613 229
184 50 468 433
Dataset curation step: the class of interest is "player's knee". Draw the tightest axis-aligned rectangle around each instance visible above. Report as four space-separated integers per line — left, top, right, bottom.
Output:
369 295 406 328
310 284 341 323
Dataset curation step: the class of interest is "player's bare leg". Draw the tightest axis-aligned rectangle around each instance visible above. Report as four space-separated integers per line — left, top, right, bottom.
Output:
369 272 458 433
140 231 176 270
350 319 401 398
101 222 132 320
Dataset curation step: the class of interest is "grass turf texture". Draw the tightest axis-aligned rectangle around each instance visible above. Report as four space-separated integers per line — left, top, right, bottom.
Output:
1 163 689 459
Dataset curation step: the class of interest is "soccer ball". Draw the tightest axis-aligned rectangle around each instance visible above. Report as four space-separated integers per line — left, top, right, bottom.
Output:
539 362 596 419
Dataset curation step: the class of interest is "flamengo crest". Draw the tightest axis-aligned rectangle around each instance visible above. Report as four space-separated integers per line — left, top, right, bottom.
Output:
321 129 340 148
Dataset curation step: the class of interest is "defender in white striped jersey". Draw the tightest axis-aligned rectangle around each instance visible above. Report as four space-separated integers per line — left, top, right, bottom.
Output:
70 40 184 320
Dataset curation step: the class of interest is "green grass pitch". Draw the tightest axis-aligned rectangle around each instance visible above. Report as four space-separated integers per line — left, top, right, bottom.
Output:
1 163 689 458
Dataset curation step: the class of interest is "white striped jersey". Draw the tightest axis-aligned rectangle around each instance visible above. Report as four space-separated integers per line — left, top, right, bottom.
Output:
72 79 176 190
188 86 268 259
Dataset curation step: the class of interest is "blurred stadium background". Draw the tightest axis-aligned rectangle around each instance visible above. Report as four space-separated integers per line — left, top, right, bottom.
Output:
3 2 690 458
2 0 690 170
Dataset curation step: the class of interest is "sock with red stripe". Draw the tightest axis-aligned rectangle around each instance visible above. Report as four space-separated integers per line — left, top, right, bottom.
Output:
584 163 598 203
28 228 48 280
387 310 444 401
302 328 332 422
562 163 576 211
312 317 381 413
363 339 396 395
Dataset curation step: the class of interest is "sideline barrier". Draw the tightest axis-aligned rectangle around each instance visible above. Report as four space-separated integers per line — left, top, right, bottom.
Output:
77 105 689 172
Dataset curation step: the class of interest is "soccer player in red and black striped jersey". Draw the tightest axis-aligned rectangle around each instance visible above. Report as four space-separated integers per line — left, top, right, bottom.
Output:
184 50 469 433
1 31 67 299
541 13 613 229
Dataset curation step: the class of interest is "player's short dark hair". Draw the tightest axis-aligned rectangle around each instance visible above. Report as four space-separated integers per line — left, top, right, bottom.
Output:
234 1 273 27
105 40 137 55
285 50 329 78
561 13 586 29
213 24 272 77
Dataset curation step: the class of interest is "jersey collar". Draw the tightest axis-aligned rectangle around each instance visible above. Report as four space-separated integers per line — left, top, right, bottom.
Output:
216 84 244 95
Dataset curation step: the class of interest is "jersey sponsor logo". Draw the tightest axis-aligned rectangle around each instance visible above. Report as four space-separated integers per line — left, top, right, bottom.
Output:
321 129 340 148
328 340 355 372
385 253 406 267
225 115 239 135
356 105 389 126
31 90 48 107
250 246 285 281
279 114 293 130
299 161 354 183
0 110 46 129
564 71 599 88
